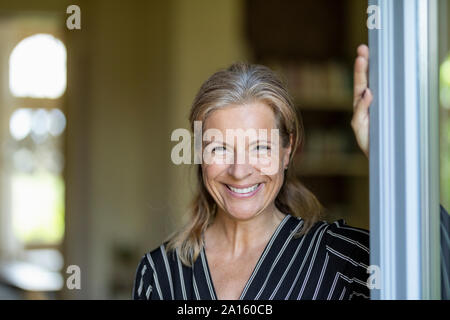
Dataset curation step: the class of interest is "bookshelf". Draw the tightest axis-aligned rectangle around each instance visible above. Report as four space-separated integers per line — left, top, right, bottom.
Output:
245 0 369 229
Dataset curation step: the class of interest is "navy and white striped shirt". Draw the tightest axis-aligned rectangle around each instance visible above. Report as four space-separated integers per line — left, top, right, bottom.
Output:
133 213 370 300
441 205 449 300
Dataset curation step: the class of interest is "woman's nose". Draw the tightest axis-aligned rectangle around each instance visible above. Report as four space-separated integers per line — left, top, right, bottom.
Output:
227 162 253 180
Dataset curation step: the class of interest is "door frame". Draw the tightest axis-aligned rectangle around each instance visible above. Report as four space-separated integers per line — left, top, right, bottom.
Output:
368 0 441 299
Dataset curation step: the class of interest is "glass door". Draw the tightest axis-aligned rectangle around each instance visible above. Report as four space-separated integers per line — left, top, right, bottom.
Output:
368 0 443 299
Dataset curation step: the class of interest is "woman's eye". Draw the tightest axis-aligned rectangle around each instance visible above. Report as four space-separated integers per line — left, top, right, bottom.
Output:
256 145 270 151
212 146 226 153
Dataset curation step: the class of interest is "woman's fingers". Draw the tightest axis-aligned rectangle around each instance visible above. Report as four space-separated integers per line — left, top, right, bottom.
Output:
352 88 372 128
353 44 370 108
357 43 369 60
351 44 372 158
351 88 373 158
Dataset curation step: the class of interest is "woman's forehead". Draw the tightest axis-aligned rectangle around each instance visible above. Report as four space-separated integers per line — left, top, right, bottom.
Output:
203 102 277 131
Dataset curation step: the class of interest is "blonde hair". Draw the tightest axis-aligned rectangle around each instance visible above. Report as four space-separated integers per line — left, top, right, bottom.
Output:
166 62 323 266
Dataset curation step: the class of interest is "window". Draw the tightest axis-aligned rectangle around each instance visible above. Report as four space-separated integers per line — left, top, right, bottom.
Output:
0 13 68 296
9 34 66 99
5 33 67 249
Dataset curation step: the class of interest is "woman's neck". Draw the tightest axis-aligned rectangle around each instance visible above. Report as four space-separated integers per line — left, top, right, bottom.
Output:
205 205 286 257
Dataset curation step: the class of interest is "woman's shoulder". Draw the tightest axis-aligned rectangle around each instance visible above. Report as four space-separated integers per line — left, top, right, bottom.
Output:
283 214 370 261
133 242 178 299
137 241 177 271
133 245 164 300
321 219 370 249
292 216 370 261
290 214 369 244
310 218 370 265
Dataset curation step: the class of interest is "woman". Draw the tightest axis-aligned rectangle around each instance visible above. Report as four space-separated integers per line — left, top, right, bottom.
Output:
133 45 373 300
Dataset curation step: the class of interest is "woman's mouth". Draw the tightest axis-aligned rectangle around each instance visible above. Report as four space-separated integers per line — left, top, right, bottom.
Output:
224 183 263 198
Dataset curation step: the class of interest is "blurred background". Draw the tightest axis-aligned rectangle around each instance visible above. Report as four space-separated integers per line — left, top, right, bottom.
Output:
0 0 448 299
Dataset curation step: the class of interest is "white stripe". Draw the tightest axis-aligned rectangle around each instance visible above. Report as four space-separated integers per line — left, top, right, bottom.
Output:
312 253 329 299
339 287 346 300
160 245 174 299
326 245 368 271
334 272 368 290
238 214 290 299
327 272 340 300
284 222 328 299
145 284 153 299
146 253 164 300
176 248 187 300
352 277 368 288
160 244 175 300
192 273 200 300
326 229 369 253
137 264 147 297
296 223 328 299
269 221 308 299
255 220 304 299
200 249 216 299
360 262 369 269
336 272 352 283
326 269 369 299
334 221 369 236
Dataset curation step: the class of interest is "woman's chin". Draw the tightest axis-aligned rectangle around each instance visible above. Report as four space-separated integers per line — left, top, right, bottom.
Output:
223 206 263 221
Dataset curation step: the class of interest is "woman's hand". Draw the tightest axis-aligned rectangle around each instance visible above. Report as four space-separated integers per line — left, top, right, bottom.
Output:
351 44 373 158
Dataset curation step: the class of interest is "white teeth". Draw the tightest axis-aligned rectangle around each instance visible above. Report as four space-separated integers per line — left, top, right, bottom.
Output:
228 184 259 194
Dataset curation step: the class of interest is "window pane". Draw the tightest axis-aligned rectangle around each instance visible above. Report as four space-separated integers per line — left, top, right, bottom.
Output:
11 171 64 244
8 108 66 246
9 34 66 99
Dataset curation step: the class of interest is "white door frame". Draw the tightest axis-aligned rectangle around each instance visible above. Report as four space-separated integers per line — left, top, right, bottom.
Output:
368 0 441 299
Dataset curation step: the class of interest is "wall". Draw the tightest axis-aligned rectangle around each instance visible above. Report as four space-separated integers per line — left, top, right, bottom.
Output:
167 0 249 233
65 0 173 299
64 0 248 298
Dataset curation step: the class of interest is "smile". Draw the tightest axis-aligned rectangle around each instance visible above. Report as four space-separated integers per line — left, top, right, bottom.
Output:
225 183 263 198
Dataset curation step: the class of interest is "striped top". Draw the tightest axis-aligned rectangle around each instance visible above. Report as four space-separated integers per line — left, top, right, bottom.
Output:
441 205 449 300
133 214 371 300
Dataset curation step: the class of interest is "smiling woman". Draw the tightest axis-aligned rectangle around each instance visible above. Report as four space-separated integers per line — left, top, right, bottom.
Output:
133 60 372 300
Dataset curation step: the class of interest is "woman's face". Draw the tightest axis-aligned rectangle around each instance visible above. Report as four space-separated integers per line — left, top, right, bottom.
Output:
201 102 292 221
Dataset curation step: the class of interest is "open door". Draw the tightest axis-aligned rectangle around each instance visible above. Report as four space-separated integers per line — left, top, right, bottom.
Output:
368 0 442 299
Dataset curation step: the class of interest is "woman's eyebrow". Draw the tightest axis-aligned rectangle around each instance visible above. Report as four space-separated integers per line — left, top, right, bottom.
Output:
203 140 233 148
203 139 272 146
249 139 271 146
